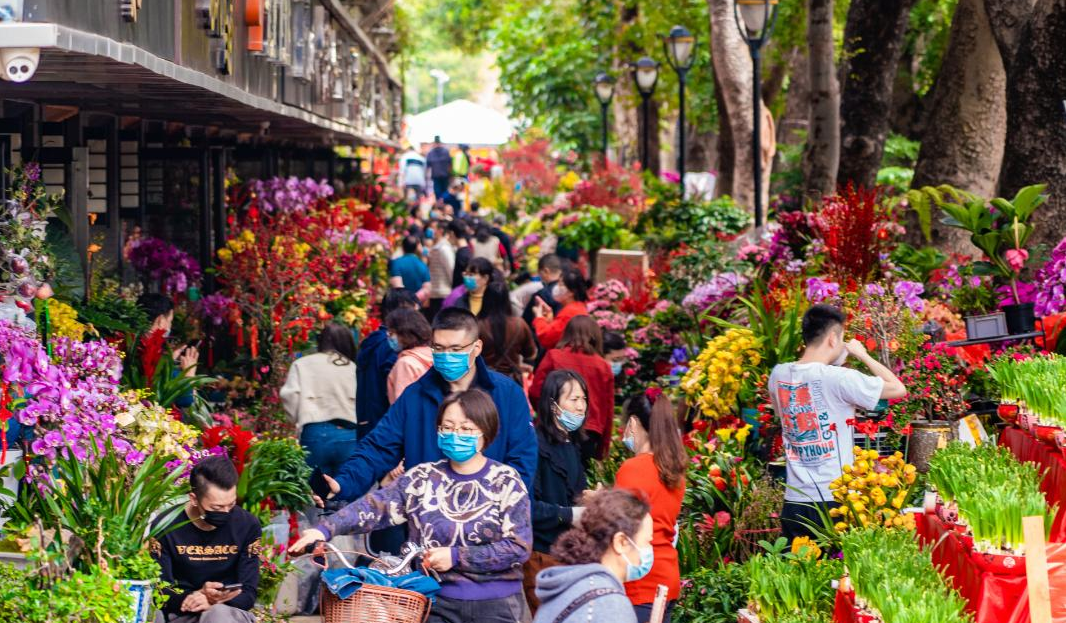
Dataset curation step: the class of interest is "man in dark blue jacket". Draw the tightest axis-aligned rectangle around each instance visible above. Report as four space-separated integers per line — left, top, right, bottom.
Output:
322 308 537 503
355 288 419 439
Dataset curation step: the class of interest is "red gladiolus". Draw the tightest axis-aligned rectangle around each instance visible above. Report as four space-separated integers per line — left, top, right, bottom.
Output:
139 328 166 383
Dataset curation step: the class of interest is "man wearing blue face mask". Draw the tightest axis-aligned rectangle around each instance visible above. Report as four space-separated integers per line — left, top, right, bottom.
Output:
322 308 538 532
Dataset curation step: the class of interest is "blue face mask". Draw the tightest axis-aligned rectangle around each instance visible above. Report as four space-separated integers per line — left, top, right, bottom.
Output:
623 435 636 453
610 361 624 376
438 431 480 463
623 537 655 582
433 351 472 382
463 275 479 291
387 334 402 353
425 228 435 240
555 402 586 432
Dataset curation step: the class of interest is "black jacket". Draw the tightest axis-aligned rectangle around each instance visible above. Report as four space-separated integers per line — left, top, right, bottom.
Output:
532 427 587 553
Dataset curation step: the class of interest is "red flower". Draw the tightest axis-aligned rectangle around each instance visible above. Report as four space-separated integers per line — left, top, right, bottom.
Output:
829 423 838 433
139 328 167 382
900 424 913 435
713 477 727 491
714 511 731 528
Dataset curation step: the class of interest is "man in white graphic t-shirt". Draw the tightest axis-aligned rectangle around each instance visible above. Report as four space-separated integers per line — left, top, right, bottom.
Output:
768 304 907 544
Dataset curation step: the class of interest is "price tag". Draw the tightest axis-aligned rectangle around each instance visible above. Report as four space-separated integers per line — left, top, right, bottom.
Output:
956 414 989 447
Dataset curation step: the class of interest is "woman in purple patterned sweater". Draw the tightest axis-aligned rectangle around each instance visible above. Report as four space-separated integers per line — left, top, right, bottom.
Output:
291 389 533 623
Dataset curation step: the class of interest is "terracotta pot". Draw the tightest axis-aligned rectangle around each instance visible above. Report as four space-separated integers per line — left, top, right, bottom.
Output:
909 421 953 473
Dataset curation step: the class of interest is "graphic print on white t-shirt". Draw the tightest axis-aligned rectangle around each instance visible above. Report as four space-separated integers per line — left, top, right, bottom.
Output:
778 379 835 465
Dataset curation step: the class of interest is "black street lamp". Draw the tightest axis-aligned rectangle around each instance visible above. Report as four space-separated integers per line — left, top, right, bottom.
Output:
663 25 696 199
594 72 616 159
735 0 779 228
631 57 660 173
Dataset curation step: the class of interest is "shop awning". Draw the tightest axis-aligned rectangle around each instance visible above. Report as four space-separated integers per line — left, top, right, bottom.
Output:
0 22 398 148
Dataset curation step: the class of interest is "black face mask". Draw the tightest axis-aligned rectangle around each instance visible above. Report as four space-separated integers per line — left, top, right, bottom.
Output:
201 510 231 528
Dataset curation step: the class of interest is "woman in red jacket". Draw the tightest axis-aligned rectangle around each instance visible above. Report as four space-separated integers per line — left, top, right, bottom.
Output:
531 265 589 351
614 391 687 623
529 315 614 465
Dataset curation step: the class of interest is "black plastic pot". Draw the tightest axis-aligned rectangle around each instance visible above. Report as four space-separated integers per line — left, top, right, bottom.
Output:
1002 302 1036 335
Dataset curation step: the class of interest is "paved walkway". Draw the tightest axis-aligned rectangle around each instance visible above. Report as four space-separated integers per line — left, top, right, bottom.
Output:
289 617 322 623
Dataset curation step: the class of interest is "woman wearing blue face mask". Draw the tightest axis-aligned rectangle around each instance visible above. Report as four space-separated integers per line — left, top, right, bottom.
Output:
385 308 434 404
442 257 497 316
522 370 590 614
614 392 687 623
532 488 654 623
291 389 533 623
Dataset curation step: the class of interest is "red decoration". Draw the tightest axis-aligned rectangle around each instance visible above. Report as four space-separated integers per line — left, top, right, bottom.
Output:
139 328 166 383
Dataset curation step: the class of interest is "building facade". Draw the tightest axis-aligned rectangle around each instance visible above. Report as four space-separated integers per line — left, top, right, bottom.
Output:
0 0 402 284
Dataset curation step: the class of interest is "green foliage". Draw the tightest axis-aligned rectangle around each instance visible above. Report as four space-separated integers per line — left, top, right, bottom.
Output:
114 550 162 582
890 243 947 283
906 0 960 97
674 563 749 623
120 332 217 408
744 537 841 622
640 184 751 248
891 183 974 242
939 184 1047 300
238 437 313 522
0 562 135 623
840 527 972 623
711 283 805 370
949 279 997 316
4 436 188 575
557 207 640 253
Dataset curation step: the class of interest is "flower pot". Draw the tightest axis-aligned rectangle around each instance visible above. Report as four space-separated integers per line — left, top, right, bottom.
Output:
909 421 953 473
1002 302 1036 335
996 403 1020 426
1034 424 1063 444
964 312 1008 340
120 579 154 623
970 550 1025 576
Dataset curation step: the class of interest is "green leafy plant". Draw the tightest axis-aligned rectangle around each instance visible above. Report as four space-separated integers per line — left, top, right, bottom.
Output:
120 331 217 409
0 562 135 623
4 435 188 574
743 537 841 622
890 243 948 284
556 206 640 253
949 278 997 316
674 562 749 623
988 353 1066 427
710 282 805 370
238 437 313 523
939 184 1048 304
927 442 1054 553
840 527 972 623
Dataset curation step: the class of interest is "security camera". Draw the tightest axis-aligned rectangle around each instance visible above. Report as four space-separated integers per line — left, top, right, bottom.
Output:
1 47 39 83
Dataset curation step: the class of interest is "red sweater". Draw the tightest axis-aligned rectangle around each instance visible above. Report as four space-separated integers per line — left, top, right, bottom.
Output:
532 301 588 351
529 347 615 457
615 453 685 604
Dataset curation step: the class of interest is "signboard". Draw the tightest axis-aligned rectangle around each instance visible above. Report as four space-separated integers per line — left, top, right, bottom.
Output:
195 0 235 74
956 414 990 447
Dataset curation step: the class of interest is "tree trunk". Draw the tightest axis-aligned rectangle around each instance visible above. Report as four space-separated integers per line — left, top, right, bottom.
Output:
802 0 839 201
983 0 1037 70
610 1 641 167
837 0 918 189
777 47 809 147
998 0 1066 251
714 68 735 197
911 0 1006 254
641 96 662 175
708 0 772 217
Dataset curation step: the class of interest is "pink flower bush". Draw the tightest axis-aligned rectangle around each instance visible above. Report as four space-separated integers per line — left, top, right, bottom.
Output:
587 279 631 312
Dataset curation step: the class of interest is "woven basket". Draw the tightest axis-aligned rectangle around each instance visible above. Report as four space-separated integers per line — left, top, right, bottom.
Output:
320 583 431 623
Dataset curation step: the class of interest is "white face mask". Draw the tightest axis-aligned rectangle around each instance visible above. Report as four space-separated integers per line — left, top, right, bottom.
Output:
832 347 847 367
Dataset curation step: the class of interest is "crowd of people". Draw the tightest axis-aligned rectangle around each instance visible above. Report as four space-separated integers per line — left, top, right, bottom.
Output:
151 144 907 623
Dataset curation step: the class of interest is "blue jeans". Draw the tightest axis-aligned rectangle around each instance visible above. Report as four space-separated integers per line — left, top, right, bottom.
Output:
299 421 358 476
433 176 449 198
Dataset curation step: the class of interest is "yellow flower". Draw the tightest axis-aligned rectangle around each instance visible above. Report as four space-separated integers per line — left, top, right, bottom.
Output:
735 425 752 444
715 428 733 442
217 248 233 262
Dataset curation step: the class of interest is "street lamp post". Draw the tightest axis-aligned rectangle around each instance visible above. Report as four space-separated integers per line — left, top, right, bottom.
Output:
735 0 779 228
631 57 660 173
594 72 616 160
428 68 450 107
663 26 696 199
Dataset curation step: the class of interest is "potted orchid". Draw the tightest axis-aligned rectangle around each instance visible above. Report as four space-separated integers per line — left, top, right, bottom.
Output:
939 184 1047 334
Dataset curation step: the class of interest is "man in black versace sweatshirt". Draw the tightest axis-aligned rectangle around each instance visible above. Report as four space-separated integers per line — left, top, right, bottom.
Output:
151 456 260 623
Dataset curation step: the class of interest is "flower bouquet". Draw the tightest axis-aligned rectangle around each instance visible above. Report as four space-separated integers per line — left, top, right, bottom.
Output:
829 448 918 532
680 328 762 421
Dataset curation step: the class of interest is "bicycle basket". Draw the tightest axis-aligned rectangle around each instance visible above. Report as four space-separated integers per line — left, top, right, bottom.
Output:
320 582 431 623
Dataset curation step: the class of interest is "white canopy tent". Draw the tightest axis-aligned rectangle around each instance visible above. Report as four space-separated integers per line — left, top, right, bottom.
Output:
406 99 515 147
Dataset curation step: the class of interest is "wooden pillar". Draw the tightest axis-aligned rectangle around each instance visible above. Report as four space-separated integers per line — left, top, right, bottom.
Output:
69 147 90 296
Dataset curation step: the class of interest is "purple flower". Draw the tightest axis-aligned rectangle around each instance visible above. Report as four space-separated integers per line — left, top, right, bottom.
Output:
864 283 885 297
127 237 201 294
198 293 235 327
683 272 748 310
805 277 840 303
893 280 926 313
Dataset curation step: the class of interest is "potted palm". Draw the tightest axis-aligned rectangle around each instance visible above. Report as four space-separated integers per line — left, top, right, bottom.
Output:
940 184 1047 334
